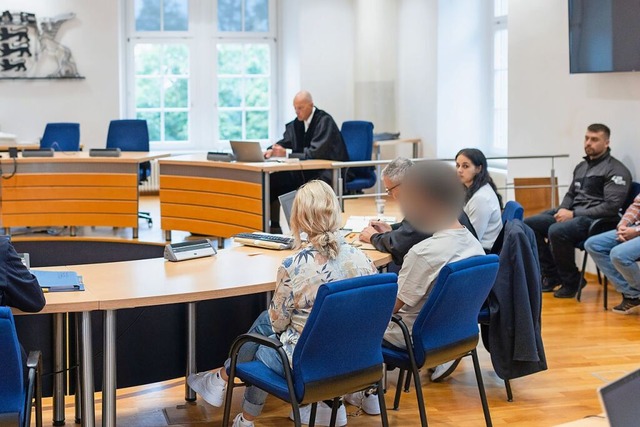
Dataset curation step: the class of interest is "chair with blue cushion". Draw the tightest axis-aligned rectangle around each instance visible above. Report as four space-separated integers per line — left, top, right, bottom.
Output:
222 273 398 427
383 255 499 427
341 121 376 194
40 122 80 151
576 181 640 308
106 119 153 227
0 307 42 427
490 200 525 254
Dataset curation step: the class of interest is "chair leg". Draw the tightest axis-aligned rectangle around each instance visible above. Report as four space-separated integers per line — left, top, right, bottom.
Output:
221 376 235 427
504 379 513 402
290 400 302 427
604 276 609 310
411 364 428 427
308 402 318 427
376 379 390 427
393 369 405 410
329 397 340 427
597 267 602 284
403 369 412 392
577 252 588 302
471 349 493 427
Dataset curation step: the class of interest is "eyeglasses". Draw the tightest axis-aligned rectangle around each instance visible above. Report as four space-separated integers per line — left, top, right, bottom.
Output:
385 183 401 195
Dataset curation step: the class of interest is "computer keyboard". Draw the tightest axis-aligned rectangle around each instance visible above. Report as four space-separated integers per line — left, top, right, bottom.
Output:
233 232 294 250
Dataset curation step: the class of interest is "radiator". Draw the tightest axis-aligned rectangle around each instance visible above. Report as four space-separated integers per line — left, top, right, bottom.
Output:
139 159 160 194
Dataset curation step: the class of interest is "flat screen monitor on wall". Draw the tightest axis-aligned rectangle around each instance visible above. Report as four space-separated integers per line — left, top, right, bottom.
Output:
569 0 640 73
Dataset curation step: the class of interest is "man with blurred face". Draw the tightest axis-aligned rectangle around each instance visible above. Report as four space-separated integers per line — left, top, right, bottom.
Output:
266 91 348 231
524 124 632 299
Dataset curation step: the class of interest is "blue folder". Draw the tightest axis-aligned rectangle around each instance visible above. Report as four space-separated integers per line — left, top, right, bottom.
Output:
31 270 85 292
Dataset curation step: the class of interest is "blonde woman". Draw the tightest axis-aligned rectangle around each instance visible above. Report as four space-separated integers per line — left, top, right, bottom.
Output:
188 180 377 427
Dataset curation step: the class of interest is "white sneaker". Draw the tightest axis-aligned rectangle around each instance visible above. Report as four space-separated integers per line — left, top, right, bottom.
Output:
345 390 381 415
187 371 226 407
232 413 254 427
431 358 462 382
289 401 348 426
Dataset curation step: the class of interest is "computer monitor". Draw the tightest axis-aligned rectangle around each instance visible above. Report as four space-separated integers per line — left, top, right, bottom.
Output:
278 190 297 229
599 368 640 427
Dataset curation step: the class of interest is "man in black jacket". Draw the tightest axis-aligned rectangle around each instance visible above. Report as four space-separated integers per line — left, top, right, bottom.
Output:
266 91 348 231
360 157 477 268
0 237 45 313
524 124 631 298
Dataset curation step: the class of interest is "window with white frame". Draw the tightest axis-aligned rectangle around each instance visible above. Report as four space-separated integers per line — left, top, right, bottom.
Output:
492 0 508 152
125 0 275 149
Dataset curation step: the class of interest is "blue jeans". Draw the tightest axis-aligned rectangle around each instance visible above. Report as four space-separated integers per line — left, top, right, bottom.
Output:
224 310 285 417
585 230 640 299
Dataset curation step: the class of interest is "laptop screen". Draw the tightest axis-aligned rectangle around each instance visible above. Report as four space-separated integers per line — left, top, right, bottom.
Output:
600 368 640 427
278 190 297 229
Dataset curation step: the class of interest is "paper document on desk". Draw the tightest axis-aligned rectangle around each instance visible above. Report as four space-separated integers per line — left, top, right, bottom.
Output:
342 216 396 233
31 270 85 292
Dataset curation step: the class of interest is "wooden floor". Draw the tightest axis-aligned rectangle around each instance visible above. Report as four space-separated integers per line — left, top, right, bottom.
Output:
30 196 640 426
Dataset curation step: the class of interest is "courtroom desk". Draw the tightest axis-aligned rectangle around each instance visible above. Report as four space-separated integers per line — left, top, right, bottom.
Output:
0 143 40 151
66 245 391 427
158 154 335 240
0 152 169 238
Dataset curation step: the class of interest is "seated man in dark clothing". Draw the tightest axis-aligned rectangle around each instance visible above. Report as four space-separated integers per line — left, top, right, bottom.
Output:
266 91 349 231
360 158 477 267
0 237 45 313
524 123 632 298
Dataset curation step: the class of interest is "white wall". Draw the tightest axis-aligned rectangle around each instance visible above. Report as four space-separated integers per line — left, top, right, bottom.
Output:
509 0 640 184
0 1 120 149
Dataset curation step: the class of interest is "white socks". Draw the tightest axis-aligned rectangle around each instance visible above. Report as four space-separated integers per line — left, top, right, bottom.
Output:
236 414 254 426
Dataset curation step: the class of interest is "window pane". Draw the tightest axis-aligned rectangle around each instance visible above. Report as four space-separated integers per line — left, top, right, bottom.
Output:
163 0 189 31
245 111 268 139
165 78 189 108
245 0 269 32
218 0 242 32
494 0 508 17
219 111 243 140
245 78 268 107
164 44 189 75
135 44 162 75
164 111 189 141
245 44 269 75
494 29 508 69
137 111 161 141
135 0 161 31
217 44 243 75
218 78 243 107
136 78 162 108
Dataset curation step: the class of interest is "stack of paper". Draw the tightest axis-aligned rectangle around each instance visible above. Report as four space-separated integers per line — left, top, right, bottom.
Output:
342 216 396 233
31 270 85 292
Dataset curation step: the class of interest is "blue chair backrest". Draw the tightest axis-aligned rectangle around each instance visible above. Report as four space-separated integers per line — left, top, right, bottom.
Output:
341 121 374 163
0 307 25 421
292 273 398 402
106 120 150 151
502 200 524 224
624 181 640 212
411 255 500 367
40 122 80 151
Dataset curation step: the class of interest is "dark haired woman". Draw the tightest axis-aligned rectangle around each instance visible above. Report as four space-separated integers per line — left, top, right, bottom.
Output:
455 148 503 251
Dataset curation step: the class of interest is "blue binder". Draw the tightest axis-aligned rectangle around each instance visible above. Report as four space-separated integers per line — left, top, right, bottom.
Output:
31 270 85 292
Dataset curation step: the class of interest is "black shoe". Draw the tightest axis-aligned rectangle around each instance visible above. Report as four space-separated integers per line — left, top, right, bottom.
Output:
612 297 640 314
553 279 587 299
541 277 561 293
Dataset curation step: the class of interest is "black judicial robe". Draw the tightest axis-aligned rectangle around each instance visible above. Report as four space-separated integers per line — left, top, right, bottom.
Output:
276 108 349 162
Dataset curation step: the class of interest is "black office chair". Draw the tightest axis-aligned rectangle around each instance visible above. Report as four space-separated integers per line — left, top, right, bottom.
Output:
106 119 153 227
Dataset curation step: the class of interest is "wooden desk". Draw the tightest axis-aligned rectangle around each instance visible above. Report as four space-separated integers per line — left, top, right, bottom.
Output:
159 155 335 240
0 152 168 238
35 245 391 427
0 143 40 151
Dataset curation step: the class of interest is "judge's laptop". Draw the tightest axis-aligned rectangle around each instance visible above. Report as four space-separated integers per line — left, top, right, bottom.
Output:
598 368 640 427
233 190 298 250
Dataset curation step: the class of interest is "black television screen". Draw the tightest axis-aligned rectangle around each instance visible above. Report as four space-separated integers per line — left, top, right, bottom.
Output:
569 0 640 73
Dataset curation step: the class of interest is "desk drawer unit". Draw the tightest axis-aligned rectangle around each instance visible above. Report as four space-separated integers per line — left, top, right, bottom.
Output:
160 163 263 238
1 162 140 229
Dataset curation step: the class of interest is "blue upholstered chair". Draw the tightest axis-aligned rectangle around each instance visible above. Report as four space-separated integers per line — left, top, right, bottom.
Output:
502 200 524 223
341 121 376 193
0 307 42 427
383 255 499 427
106 119 153 226
222 273 398 427
40 122 80 151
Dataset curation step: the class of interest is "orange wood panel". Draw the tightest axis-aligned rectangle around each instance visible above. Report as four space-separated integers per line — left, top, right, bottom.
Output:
514 177 560 217
159 175 262 199
2 187 138 201
1 201 137 215
2 173 137 188
161 203 262 229
161 217 260 238
2 213 137 228
159 189 262 215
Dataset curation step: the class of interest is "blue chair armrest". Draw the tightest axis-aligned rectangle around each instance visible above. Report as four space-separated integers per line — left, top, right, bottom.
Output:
386 314 423 370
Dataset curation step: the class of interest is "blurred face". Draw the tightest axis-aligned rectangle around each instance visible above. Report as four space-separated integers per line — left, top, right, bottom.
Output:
382 175 402 200
398 183 444 234
584 130 609 159
455 154 481 188
293 97 314 122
